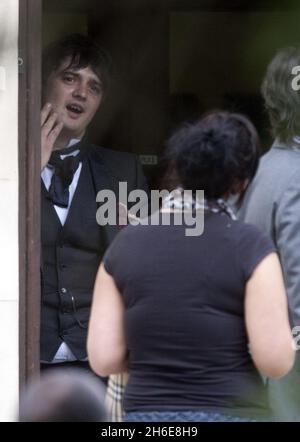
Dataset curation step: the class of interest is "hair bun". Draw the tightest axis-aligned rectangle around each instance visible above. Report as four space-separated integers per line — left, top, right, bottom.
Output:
164 111 260 199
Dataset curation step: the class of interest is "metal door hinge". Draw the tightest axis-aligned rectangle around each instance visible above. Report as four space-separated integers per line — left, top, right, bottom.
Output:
18 56 25 74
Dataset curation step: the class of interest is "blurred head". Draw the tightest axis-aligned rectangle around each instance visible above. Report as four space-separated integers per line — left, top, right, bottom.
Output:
19 369 108 422
262 46 300 143
164 111 260 205
42 34 111 140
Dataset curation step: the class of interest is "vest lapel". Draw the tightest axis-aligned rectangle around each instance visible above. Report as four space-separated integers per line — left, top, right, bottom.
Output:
41 179 62 229
61 160 87 233
87 146 120 245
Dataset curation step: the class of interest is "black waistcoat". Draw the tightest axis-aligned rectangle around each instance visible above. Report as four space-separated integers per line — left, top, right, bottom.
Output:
41 159 106 361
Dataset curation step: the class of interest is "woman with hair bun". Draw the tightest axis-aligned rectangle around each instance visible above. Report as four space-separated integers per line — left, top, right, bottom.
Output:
88 111 295 422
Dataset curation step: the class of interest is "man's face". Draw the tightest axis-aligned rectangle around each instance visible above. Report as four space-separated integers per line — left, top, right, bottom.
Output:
44 58 103 139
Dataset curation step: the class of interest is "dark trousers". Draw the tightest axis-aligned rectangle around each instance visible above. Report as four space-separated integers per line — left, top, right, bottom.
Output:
40 361 108 388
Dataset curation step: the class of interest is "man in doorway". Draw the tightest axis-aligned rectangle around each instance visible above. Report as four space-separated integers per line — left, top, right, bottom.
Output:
40 34 147 390
239 46 300 421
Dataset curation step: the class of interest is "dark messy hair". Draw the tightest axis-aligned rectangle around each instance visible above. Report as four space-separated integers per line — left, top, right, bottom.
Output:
42 33 111 93
261 46 300 143
19 368 108 422
163 111 260 202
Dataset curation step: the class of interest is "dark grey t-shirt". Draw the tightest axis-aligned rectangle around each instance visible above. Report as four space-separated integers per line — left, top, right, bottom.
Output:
104 212 276 418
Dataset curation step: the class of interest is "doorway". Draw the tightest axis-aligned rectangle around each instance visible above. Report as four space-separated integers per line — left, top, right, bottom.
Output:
19 0 300 384
19 0 42 385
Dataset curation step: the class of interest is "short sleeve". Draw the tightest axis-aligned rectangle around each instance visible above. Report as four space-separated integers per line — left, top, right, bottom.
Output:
102 225 136 282
102 229 127 277
103 247 114 276
237 223 277 281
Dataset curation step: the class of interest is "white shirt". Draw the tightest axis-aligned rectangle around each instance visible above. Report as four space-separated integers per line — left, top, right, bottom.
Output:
41 139 85 363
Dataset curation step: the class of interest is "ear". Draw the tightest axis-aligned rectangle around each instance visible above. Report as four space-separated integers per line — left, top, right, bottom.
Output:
230 179 249 195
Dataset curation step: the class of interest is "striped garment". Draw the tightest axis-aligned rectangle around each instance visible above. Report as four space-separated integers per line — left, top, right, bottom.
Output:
105 372 129 422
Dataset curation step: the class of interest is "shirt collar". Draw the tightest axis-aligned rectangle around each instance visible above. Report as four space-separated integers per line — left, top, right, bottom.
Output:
68 138 81 148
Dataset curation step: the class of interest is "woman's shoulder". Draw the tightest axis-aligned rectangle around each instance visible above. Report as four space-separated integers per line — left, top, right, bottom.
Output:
233 218 272 241
112 219 158 245
208 212 266 237
230 217 260 232
232 219 276 262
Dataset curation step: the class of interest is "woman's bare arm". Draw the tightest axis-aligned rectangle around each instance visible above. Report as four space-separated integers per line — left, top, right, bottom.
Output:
87 263 127 377
245 252 295 379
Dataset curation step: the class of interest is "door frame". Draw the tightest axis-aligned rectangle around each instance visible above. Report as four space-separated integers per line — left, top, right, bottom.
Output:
18 0 42 386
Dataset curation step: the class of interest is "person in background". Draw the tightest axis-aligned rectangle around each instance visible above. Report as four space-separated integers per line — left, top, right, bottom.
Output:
19 368 107 422
88 111 295 422
40 34 148 389
239 46 300 421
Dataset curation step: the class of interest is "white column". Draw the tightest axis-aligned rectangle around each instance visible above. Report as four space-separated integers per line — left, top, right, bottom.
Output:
0 0 19 422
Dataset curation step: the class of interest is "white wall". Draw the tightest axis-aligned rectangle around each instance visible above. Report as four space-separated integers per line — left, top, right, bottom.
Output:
0 0 19 421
